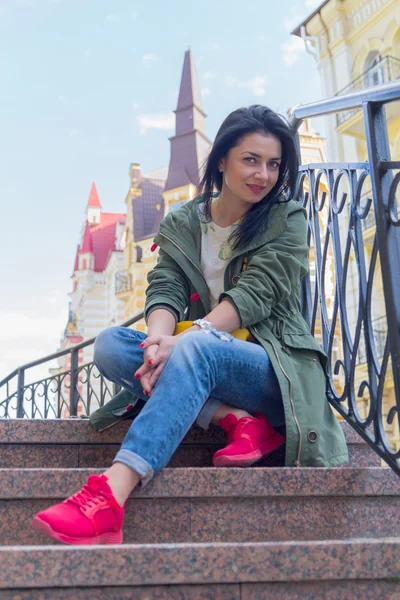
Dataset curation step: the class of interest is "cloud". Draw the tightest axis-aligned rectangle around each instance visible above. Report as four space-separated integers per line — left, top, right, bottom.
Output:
305 0 320 7
137 112 175 135
142 54 159 65
201 88 211 97
106 13 118 22
69 128 79 137
225 74 269 96
209 42 219 50
203 71 216 80
132 103 139 110
281 37 306 68
131 11 139 18
0 310 66 380
57 95 65 104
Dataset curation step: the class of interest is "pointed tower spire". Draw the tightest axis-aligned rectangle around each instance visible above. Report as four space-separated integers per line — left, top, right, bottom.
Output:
88 182 101 207
164 49 211 192
64 301 78 338
87 182 102 224
176 47 204 119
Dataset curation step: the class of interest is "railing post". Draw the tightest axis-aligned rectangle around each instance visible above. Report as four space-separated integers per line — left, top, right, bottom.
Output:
16 368 25 418
363 101 400 403
69 348 79 417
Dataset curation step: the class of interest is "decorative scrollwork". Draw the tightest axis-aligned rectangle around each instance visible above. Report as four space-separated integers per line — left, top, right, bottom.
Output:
299 159 400 470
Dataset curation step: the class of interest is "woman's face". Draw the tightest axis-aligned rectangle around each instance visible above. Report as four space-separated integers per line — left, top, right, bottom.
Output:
219 131 282 205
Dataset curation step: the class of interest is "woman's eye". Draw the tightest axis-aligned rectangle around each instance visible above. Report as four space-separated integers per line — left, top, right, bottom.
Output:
270 162 280 169
244 157 256 163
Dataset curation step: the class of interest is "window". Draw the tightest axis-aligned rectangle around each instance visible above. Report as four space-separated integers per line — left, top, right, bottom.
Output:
364 51 384 88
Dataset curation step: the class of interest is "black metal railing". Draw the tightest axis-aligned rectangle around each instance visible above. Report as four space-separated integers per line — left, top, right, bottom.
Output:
115 271 132 294
1 80 400 477
291 78 400 476
336 55 400 126
0 313 143 419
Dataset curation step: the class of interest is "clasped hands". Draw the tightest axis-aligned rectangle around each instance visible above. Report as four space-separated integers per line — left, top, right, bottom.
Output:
134 334 179 397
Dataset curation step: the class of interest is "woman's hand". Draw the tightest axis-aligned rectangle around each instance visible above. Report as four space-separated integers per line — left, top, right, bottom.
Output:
135 335 179 396
138 343 159 397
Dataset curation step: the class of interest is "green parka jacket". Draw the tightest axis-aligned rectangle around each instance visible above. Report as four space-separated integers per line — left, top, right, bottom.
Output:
145 198 348 468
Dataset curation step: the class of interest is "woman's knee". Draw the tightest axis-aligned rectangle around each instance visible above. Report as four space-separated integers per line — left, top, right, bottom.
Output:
94 326 146 375
93 327 123 373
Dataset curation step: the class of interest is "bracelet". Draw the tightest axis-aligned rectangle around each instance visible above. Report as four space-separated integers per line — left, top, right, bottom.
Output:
192 319 215 334
192 319 233 342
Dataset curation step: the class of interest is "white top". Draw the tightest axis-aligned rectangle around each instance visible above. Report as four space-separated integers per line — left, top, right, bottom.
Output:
200 220 238 310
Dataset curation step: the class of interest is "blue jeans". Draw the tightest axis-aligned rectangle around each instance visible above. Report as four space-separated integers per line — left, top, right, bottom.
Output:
94 327 284 486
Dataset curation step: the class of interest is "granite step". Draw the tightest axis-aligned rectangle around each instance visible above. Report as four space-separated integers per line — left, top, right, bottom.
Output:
0 418 381 468
5 582 400 600
0 539 399 598
1 467 399 546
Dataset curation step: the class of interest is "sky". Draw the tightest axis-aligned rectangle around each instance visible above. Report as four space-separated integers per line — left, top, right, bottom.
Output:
0 0 324 381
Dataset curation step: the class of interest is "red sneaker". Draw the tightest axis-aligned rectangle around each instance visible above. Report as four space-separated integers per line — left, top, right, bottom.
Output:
213 413 285 467
31 474 124 545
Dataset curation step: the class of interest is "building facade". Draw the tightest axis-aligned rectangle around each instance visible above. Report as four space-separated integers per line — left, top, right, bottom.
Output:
57 183 126 415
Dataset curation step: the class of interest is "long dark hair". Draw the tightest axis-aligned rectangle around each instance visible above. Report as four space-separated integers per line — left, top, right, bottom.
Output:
196 105 299 250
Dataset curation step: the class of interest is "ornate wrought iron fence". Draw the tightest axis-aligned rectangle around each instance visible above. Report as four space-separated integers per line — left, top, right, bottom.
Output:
291 79 400 476
1 80 399 475
0 314 143 419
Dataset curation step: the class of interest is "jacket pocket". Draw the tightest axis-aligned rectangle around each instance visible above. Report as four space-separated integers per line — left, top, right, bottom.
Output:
283 332 328 371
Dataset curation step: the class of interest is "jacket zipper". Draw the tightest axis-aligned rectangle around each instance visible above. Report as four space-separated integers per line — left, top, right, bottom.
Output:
159 233 206 282
252 326 302 467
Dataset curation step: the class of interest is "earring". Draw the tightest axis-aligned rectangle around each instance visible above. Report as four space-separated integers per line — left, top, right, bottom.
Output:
219 168 223 173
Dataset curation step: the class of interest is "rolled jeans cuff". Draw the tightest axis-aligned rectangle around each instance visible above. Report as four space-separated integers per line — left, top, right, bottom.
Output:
196 397 223 430
113 449 154 488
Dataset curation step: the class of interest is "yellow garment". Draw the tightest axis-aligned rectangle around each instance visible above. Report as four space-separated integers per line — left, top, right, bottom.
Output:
174 321 254 342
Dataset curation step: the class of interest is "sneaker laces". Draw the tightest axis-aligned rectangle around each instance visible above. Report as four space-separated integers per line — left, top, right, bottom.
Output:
232 417 256 442
67 476 110 511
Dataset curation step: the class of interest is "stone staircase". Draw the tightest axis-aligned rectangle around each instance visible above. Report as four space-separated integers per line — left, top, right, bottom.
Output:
0 419 400 599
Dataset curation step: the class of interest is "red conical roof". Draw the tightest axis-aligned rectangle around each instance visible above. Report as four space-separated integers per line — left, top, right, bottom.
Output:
87 182 101 207
80 221 94 253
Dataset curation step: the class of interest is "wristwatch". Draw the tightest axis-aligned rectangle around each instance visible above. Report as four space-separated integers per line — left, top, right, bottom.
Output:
192 319 215 333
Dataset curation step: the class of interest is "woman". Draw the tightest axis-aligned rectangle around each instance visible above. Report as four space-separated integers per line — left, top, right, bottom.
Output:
32 105 348 545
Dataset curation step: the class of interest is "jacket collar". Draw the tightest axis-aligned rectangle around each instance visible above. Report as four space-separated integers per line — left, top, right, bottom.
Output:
157 198 303 261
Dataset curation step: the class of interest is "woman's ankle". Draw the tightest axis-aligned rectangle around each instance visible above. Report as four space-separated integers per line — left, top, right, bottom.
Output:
211 404 252 426
103 463 140 507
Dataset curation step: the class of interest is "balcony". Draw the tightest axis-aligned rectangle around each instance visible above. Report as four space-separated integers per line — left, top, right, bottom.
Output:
336 55 400 128
115 271 132 295
356 316 388 365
